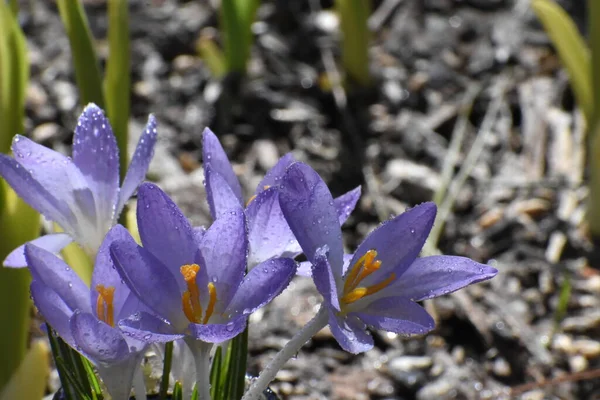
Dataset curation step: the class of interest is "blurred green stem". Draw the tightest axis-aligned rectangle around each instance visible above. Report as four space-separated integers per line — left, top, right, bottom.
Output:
336 0 371 86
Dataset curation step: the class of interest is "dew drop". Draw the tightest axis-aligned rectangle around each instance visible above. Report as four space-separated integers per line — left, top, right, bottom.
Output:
143 334 152 340
225 322 235 332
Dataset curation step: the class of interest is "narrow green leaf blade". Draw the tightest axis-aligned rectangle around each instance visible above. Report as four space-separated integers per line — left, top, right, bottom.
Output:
589 0 600 129
532 0 592 122
105 0 130 181
56 0 105 107
0 1 29 153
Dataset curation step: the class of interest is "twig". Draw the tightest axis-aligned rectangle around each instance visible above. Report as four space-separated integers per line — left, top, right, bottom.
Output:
511 367 600 395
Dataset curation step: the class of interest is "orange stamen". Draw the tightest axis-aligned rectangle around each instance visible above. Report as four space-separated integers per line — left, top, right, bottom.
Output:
340 250 396 308
245 185 271 206
180 265 219 324
341 273 396 304
202 283 217 324
95 284 116 327
180 264 203 323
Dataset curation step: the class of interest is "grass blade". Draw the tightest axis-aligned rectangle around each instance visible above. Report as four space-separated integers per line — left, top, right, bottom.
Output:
531 0 592 122
105 0 130 181
56 0 105 107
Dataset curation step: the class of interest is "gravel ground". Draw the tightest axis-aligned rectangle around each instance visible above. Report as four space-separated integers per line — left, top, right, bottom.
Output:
21 0 600 399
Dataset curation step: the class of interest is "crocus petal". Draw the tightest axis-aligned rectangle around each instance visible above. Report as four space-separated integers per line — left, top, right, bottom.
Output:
389 256 498 302
226 258 297 316
204 167 243 220
91 225 135 319
353 297 435 335
0 153 75 231
118 311 185 343
279 162 344 276
96 357 142 400
70 312 130 363
72 104 120 223
4 233 72 268
188 314 247 343
116 115 158 216
328 309 373 354
30 281 75 345
348 202 437 288
199 207 246 308
202 128 243 206
246 187 300 268
110 235 188 330
312 247 341 311
24 245 90 313
136 183 199 275
334 186 361 225
255 153 295 194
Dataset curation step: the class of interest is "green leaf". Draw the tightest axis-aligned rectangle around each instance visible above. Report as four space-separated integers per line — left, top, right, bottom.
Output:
336 0 371 86
104 0 130 181
158 341 173 400
220 0 259 74
197 36 227 78
223 328 248 400
531 0 592 122
56 0 105 107
0 1 29 153
172 381 183 400
589 0 600 129
209 346 223 399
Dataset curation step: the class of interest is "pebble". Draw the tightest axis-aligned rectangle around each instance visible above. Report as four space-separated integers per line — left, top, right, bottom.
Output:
254 140 280 171
31 122 60 143
492 357 511 377
569 354 588 372
416 377 454 400
571 339 600 358
388 355 433 372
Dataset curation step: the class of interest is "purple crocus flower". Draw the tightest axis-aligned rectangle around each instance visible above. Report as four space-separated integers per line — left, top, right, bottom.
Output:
109 182 297 344
25 226 147 400
0 104 157 267
278 163 498 354
202 128 360 270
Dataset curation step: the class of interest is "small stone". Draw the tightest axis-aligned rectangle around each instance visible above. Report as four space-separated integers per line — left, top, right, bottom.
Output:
388 356 433 372
569 354 588 372
571 339 600 358
417 377 454 400
253 140 280 171
31 122 60 143
492 358 511 377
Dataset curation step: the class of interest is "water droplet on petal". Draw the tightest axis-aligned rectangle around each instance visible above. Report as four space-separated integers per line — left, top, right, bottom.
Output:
226 322 234 332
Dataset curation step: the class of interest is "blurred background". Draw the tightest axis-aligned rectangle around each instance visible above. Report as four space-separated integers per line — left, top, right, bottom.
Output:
12 0 600 398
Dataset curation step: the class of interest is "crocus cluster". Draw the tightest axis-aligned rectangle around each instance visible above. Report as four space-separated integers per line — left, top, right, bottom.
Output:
1 105 498 400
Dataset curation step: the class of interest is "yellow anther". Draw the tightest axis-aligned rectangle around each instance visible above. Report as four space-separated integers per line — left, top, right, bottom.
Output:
95 284 116 327
202 283 217 324
340 250 395 308
245 185 271 206
180 264 219 324
341 273 396 304
343 250 379 294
